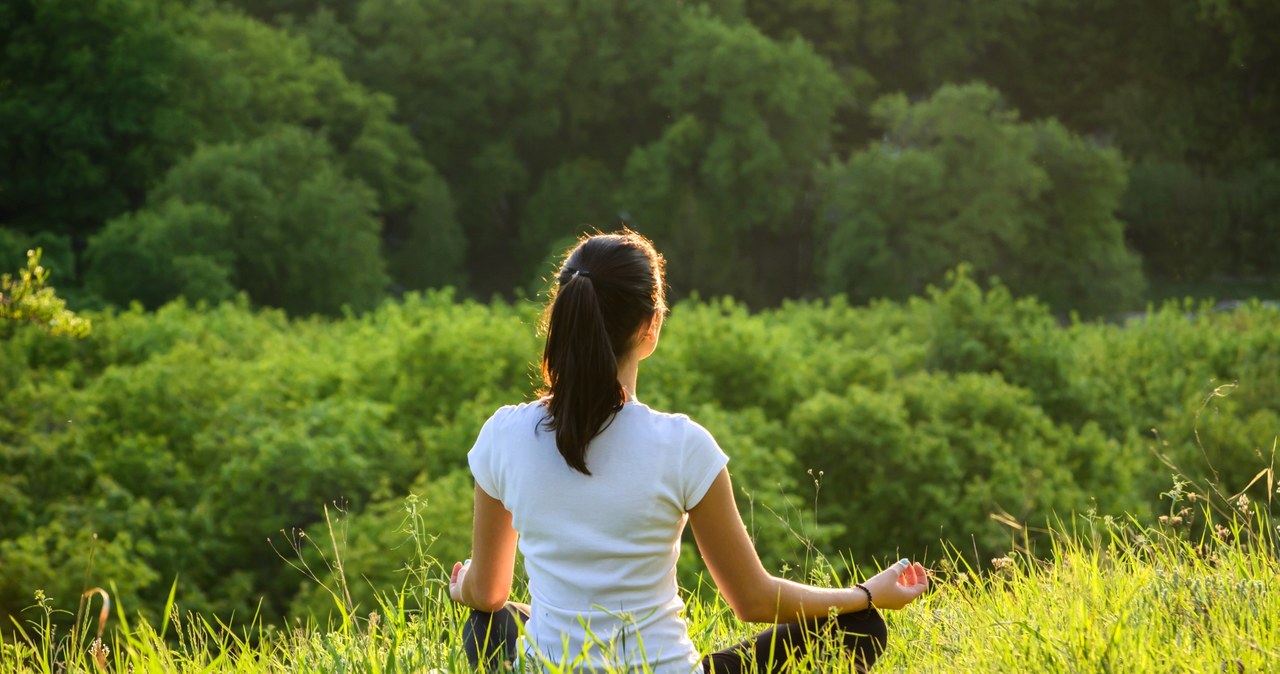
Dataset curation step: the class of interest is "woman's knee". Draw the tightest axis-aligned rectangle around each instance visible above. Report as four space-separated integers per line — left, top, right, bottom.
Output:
837 608 888 667
463 606 524 670
853 607 888 643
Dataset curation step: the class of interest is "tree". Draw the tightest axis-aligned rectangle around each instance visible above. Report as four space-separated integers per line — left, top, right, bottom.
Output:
322 0 843 301
1019 119 1145 314
818 83 1143 316
739 0 1035 149
616 10 843 302
81 200 237 309
0 1 461 297
166 6 463 292
0 0 190 247
0 249 90 337
85 127 389 315
735 0 1280 294
335 0 685 294
520 159 622 268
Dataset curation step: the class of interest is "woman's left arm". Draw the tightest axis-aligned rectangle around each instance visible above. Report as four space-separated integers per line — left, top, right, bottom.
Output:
450 484 518 611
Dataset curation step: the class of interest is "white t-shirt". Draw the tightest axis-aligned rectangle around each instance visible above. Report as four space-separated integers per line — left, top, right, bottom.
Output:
468 398 730 673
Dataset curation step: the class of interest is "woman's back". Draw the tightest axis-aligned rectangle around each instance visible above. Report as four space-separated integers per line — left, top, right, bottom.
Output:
450 230 926 673
469 399 727 671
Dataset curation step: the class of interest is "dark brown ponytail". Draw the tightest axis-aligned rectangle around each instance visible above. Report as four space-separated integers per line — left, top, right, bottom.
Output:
540 231 667 475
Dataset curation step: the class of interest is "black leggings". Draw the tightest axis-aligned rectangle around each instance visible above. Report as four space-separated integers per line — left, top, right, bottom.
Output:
463 603 887 673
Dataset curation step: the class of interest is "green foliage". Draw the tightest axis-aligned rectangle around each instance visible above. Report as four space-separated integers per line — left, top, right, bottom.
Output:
85 128 388 315
787 374 1138 556
5 0 1279 313
521 159 620 268
0 249 91 337
0 290 542 625
5 265 1278 631
1122 160 1280 281
318 0 845 300
618 8 843 300
82 200 235 308
742 0 1280 171
166 5 463 292
1071 302 1280 499
819 83 1144 316
738 0 896 89
286 471 474 621
0 0 190 236
681 404 834 580
646 297 808 418
1 0 459 308
333 0 678 294
373 292 541 478
0 524 158 631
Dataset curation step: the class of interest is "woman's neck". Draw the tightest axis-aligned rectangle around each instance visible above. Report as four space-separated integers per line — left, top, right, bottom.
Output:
617 355 639 401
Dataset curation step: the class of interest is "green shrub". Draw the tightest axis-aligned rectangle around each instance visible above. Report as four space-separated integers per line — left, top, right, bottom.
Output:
787 372 1145 560
2 274 1276 630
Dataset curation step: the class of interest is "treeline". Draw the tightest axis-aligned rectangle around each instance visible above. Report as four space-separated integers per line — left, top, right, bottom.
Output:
3 0 1277 316
3 277 1277 626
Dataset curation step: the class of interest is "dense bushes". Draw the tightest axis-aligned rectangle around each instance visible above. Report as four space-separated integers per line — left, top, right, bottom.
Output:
2 276 1278 629
785 374 1140 557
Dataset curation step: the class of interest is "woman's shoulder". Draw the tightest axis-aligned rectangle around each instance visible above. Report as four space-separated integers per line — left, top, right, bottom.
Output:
622 401 710 439
471 399 548 454
485 398 549 427
625 403 728 480
625 400 682 420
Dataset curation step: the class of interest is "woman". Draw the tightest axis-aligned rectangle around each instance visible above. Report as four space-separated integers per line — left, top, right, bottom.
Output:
449 231 928 672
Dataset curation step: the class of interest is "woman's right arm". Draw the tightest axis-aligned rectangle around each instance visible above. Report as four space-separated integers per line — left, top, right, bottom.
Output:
688 468 928 623
450 483 518 612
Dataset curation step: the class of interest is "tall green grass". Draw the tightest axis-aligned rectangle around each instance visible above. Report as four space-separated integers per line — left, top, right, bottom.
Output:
3 478 1275 673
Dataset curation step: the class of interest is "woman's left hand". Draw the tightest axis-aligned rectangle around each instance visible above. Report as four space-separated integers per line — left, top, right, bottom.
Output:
449 559 471 603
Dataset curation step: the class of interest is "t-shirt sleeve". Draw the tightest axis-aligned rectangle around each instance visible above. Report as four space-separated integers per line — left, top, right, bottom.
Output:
680 418 730 511
467 409 505 501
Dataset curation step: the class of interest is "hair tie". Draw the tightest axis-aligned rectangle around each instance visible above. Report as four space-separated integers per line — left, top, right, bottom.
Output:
570 268 591 279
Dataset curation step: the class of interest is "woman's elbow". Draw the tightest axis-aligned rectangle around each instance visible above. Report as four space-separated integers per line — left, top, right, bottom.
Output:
727 591 779 624
464 584 511 613
471 597 508 613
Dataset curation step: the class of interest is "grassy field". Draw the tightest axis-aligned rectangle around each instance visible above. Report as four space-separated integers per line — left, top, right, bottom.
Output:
3 482 1276 673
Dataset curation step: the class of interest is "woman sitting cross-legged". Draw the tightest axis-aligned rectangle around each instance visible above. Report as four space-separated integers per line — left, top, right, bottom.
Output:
449 230 929 673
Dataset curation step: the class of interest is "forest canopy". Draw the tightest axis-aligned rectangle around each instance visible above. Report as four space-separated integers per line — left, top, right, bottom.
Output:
2 0 1277 315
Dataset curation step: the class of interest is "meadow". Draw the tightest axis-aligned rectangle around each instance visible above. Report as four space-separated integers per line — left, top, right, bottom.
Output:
2 479 1275 673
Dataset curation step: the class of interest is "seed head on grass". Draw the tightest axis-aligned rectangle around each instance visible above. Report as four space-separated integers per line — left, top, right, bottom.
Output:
79 588 110 671
87 638 108 670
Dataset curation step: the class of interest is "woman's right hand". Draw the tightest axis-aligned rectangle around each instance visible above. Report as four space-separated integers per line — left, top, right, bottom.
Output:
449 559 471 603
860 558 929 610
